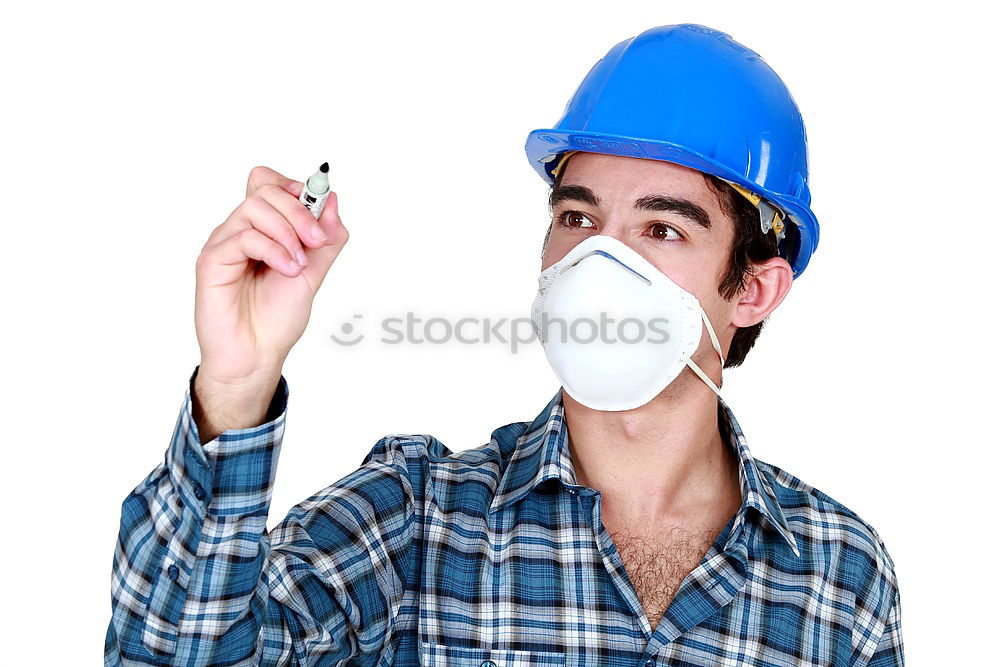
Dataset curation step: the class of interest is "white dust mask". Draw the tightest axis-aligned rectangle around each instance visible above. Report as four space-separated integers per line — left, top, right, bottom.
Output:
530 234 725 411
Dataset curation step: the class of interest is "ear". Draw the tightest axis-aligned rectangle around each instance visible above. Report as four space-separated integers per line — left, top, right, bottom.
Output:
731 256 794 328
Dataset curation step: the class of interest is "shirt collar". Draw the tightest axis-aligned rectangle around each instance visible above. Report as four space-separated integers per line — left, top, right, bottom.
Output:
488 389 801 558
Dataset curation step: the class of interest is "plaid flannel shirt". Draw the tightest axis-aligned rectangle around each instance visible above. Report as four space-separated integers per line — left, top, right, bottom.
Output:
106 368 903 665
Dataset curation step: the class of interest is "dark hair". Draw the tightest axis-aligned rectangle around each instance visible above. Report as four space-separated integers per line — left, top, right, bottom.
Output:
546 156 793 368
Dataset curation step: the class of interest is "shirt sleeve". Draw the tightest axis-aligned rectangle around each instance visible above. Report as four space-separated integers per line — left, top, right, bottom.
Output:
104 368 418 666
867 587 904 666
852 525 904 667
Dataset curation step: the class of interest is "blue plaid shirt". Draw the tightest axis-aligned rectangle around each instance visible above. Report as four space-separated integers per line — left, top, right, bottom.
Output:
106 369 903 666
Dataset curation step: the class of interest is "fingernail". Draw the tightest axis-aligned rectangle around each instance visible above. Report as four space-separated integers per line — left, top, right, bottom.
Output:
311 225 328 242
295 250 309 266
287 260 302 275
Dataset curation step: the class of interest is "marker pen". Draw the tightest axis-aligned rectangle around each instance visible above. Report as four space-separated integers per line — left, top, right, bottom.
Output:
299 162 330 220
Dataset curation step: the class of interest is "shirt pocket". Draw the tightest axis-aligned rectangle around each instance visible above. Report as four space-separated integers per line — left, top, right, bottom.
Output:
419 640 567 666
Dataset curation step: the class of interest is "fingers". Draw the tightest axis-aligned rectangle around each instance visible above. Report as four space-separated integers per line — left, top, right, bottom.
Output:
245 165 302 199
238 195 312 267
200 164 349 285
207 165 301 248
207 182 326 258
202 227 303 279
255 183 330 250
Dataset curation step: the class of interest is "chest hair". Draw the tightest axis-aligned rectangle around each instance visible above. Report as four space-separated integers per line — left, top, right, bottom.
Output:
608 524 720 632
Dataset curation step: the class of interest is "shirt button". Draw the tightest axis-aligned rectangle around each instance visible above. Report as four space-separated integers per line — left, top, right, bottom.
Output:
193 483 205 501
480 662 498 667
642 660 655 667
166 564 179 581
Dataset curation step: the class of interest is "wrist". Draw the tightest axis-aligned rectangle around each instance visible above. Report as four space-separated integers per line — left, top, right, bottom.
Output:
193 364 283 443
196 361 283 393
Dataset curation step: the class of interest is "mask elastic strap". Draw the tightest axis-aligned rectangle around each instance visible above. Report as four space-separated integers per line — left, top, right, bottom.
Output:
685 310 725 397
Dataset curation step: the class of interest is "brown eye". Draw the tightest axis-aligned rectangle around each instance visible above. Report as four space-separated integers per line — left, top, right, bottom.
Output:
558 210 596 229
650 222 680 241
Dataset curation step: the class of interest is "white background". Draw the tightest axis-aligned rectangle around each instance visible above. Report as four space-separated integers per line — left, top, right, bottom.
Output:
2 1 996 663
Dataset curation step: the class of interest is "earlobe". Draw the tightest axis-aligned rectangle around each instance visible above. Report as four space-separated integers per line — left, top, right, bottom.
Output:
731 257 794 328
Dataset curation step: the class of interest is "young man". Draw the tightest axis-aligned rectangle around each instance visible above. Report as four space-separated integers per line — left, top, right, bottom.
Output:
106 24 902 666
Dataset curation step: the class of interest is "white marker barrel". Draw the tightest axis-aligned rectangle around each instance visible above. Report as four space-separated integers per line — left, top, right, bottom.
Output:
299 162 330 220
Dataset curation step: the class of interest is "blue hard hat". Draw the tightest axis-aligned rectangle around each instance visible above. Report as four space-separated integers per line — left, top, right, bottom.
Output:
525 24 820 278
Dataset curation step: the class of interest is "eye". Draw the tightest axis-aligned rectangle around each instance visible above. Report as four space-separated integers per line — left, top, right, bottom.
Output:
556 210 596 229
649 222 682 242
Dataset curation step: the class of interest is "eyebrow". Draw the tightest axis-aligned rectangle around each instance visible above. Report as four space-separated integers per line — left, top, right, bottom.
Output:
549 184 713 230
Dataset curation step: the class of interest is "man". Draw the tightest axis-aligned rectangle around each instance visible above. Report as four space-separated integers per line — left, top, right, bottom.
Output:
106 24 903 666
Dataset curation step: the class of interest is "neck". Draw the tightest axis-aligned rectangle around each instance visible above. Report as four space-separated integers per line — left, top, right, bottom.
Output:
563 371 742 529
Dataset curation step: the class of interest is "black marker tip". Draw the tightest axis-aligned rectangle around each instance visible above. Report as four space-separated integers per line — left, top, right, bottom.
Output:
320 162 329 173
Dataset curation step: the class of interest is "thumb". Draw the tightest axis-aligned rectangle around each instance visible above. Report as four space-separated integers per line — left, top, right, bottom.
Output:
300 228 349 292
301 198 349 289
